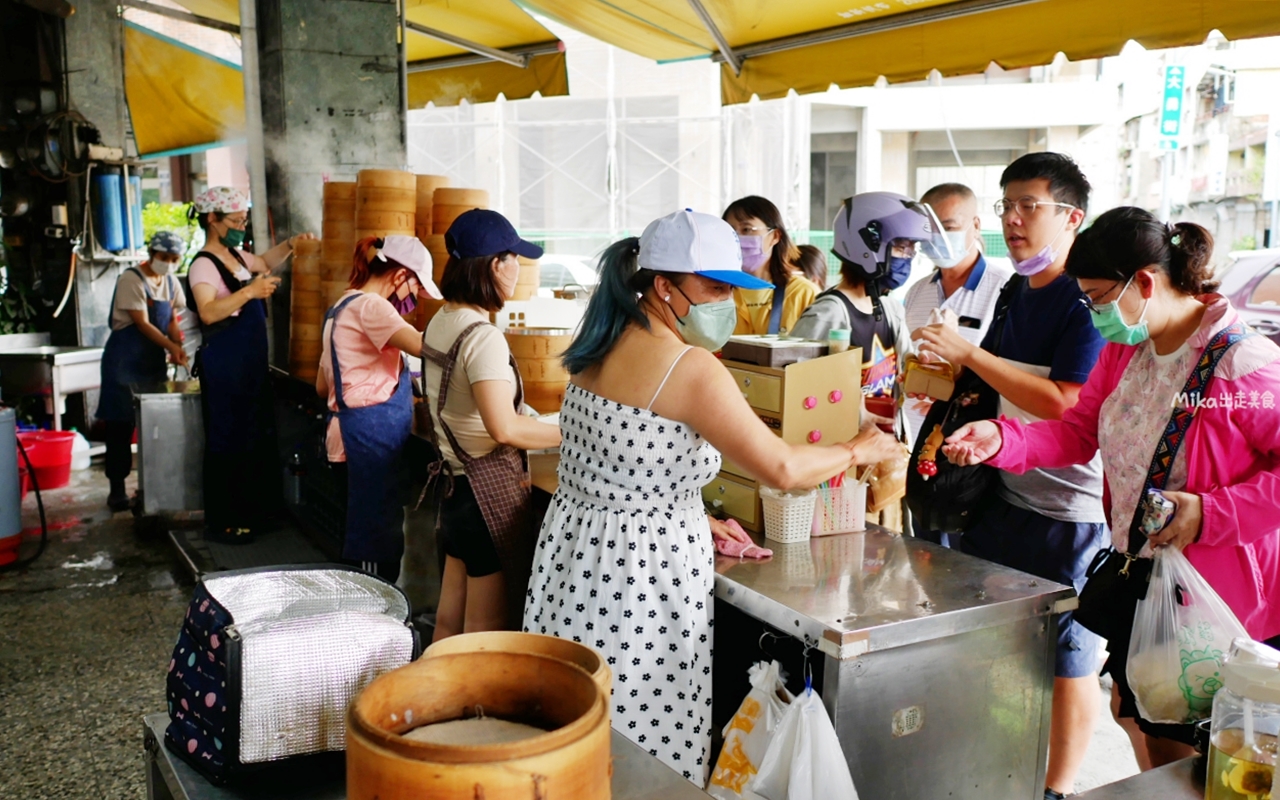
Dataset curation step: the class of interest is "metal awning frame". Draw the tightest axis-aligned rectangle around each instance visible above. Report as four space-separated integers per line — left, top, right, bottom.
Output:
121 0 240 36
708 0 1044 65
406 39 563 73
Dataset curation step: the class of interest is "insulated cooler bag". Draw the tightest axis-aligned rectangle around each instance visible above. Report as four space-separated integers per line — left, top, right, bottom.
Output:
163 565 420 784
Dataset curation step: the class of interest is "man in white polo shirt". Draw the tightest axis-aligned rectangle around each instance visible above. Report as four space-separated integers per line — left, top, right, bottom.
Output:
903 182 1014 448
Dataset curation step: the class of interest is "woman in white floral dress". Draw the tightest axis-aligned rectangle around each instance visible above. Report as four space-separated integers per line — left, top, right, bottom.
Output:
523 210 902 783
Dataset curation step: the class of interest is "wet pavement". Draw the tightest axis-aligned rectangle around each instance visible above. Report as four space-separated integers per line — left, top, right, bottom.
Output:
0 464 190 799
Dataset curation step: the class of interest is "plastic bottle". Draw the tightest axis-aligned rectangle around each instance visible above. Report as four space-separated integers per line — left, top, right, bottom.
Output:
69 428 91 471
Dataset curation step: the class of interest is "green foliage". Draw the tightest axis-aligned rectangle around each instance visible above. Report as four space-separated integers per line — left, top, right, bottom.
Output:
1232 235 1258 252
0 277 38 334
141 201 203 271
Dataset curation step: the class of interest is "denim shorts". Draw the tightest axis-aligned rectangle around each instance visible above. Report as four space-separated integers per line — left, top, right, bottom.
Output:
959 496 1108 679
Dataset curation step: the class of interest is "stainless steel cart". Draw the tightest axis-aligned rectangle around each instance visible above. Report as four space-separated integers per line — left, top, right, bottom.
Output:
0 344 103 430
714 526 1077 800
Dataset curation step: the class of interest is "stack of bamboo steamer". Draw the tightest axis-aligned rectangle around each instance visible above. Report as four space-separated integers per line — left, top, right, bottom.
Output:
289 238 324 381
414 175 450 239
431 187 488 237
355 170 416 242
346 641 610 799
321 181 357 309
412 175 451 332
513 255 540 301
504 327 573 414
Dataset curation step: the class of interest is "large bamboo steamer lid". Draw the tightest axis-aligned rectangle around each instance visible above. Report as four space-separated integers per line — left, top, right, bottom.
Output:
522 381 568 414
358 169 416 191
433 204 481 234
346 652 610 800
422 632 611 699
323 180 357 203
503 328 573 360
433 188 489 207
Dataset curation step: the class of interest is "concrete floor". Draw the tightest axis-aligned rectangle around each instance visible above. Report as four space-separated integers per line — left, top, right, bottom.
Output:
0 461 1140 798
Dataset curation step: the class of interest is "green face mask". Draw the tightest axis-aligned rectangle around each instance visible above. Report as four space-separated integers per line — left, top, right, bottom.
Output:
218 224 246 249
1089 276 1150 346
669 284 737 352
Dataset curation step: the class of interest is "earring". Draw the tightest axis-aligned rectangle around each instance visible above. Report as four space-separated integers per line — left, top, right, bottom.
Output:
664 296 671 302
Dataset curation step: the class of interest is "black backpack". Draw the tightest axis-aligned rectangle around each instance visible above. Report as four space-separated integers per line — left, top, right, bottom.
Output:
906 275 1023 534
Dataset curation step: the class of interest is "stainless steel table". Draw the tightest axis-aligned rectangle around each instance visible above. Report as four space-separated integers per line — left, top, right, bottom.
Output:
143 713 713 799
0 345 103 430
1075 758 1202 799
714 527 1077 800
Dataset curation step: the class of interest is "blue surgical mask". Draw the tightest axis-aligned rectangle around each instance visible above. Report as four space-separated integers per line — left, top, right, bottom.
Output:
1011 216 1069 277
882 255 913 291
670 285 737 352
932 232 971 269
1089 276 1150 345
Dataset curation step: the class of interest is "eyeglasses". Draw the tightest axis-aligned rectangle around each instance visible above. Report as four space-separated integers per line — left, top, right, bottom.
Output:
1079 278 1128 314
994 198 1075 218
222 214 249 229
735 224 773 235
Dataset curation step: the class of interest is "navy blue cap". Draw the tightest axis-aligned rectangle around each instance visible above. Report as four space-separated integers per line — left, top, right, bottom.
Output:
444 209 543 261
149 230 186 255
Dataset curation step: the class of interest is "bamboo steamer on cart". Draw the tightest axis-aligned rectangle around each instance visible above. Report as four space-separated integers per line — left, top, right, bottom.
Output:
414 174 450 239
346 651 611 800
503 327 572 414
355 169 416 242
290 239 324 381
422 632 611 700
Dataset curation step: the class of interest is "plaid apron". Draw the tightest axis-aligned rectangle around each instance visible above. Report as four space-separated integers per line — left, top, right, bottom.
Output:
421 321 534 628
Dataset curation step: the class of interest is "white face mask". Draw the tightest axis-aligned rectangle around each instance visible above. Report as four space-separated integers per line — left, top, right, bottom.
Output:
150 257 176 276
932 231 972 269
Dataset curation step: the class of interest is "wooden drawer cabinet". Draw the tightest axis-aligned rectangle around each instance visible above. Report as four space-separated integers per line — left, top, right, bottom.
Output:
702 471 761 531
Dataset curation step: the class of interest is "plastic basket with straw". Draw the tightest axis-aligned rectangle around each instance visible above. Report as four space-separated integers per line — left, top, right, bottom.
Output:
759 486 817 544
812 468 868 536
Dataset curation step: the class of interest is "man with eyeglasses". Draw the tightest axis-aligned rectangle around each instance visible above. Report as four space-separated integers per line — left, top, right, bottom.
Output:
915 153 1107 800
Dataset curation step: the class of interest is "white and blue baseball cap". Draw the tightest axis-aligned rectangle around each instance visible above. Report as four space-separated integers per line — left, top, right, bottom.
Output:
638 209 773 290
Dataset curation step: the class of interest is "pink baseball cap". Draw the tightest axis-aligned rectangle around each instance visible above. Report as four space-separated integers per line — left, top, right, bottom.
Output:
377 235 442 299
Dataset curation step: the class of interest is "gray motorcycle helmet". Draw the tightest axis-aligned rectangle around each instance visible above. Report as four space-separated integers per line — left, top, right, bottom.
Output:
831 191 953 282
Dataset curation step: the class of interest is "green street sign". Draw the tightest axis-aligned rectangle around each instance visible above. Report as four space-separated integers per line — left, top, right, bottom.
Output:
1160 65 1185 148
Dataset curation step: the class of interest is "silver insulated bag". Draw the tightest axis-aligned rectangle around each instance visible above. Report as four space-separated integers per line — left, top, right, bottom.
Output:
163 565 419 784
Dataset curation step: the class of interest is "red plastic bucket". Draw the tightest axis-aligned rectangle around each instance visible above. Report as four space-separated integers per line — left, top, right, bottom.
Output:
15 440 41 499
0 534 19 566
20 431 75 490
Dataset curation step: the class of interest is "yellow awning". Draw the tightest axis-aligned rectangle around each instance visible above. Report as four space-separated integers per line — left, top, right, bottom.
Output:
520 0 1280 103
123 21 245 158
165 0 568 106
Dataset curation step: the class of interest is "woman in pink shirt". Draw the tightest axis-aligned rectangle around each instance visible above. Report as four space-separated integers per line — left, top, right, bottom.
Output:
945 207 1280 770
317 235 441 582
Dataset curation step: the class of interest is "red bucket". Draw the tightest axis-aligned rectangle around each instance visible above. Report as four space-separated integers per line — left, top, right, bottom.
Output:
16 439 41 500
19 431 75 490
0 533 19 565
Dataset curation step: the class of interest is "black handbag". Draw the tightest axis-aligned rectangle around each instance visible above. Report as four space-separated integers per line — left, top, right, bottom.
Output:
1073 322 1252 642
906 275 1023 533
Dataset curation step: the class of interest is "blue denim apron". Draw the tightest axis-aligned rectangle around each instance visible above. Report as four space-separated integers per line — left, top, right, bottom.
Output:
327 293 413 563
96 268 176 422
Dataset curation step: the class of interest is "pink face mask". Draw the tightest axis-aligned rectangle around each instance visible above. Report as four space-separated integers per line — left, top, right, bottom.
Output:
739 235 770 272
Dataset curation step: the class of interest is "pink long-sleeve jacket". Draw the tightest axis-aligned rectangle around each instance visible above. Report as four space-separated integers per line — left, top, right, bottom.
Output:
988 296 1280 640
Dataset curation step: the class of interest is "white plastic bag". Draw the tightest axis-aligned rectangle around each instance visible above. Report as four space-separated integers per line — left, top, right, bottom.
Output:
1126 546 1249 724
749 687 859 800
707 661 794 800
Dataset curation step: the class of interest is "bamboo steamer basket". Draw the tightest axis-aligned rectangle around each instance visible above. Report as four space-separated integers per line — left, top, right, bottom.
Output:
356 170 415 209
414 175 451 238
290 339 323 359
291 291 325 312
415 297 446 332
346 652 610 800
291 322 325 343
293 272 322 292
422 632 611 700
322 280 349 308
293 237 322 264
522 381 568 414
515 258 540 286
510 285 536 301
432 204 480 234
355 210 416 240
433 188 489 207
421 234 450 284
323 180 357 205
504 327 573 360
515 356 568 383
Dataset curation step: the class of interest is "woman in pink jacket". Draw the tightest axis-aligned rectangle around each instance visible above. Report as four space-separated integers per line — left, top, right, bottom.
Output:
944 207 1280 770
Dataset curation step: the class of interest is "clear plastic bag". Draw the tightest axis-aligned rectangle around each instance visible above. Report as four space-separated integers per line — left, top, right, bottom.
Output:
707 661 794 800
1126 546 1250 724
749 688 859 800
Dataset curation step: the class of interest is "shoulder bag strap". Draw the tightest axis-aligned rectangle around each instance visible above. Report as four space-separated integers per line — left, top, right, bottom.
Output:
978 274 1024 358
768 280 785 334
1124 321 1253 555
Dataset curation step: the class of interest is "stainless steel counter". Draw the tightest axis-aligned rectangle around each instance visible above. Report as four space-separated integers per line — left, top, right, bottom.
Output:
143 712 712 799
0 344 104 430
1075 758 1202 799
714 527 1075 800
134 381 203 514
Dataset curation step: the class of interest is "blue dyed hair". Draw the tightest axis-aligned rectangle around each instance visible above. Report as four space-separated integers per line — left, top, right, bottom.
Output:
561 237 680 375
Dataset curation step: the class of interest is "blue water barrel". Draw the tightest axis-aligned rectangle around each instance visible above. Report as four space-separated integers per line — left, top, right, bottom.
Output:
93 172 124 252
120 174 143 250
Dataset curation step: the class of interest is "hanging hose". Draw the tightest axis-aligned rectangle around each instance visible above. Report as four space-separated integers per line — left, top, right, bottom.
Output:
3 438 49 573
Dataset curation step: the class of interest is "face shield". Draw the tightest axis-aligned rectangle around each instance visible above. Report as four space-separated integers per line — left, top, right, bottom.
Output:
912 201 957 266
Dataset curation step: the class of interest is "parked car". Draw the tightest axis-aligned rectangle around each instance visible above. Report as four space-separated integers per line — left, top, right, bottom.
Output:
536 255 599 298
1218 248 1280 345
